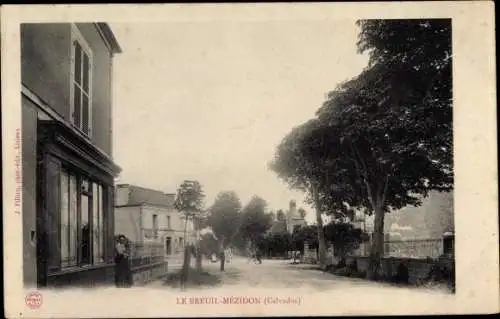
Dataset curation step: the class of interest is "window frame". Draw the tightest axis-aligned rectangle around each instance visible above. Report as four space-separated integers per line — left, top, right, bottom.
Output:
152 214 159 239
57 165 107 272
79 177 92 266
70 24 94 138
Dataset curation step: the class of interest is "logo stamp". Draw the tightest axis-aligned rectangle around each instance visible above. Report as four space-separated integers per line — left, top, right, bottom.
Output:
25 291 42 309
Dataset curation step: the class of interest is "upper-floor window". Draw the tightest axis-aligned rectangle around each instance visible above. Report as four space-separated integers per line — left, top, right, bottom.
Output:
167 216 171 229
70 25 93 137
152 214 158 238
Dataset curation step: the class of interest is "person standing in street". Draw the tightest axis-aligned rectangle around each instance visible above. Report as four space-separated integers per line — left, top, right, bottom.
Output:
255 245 263 264
219 235 226 271
115 235 132 288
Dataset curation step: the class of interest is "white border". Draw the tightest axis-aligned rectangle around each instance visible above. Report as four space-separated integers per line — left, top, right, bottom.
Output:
2 2 498 317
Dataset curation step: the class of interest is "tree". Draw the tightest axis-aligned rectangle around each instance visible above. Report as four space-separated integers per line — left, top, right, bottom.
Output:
271 19 452 278
261 231 292 257
314 19 452 279
174 180 205 279
324 222 368 264
291 225 319 253
276 209 286 221
270 119 350 269
207 191 242 247
238 196 273 245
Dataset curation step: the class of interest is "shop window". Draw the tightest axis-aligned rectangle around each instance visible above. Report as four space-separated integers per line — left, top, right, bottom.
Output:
58 168 106 270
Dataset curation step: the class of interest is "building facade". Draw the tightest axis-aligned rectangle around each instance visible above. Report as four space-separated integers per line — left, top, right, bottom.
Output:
21 23 122 288
115 184 196 257
286 200 307 234
267 201 307 236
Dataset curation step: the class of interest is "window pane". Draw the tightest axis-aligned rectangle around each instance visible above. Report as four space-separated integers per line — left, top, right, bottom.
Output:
83 53 89 93
92 183 99 264
74 42 82 85
81 178 90 193
92 183 104 264
99 185 104 262
82 94 89 134
80 193 91 265
60 171 70 267
69 174 78 266
73 84 81 127
153 215 158 238
46 157 61 270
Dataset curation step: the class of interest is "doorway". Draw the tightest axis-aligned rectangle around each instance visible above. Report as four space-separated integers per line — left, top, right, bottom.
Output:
166 237 172 255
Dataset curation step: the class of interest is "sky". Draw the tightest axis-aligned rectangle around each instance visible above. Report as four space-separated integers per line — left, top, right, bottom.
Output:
110 20 369 224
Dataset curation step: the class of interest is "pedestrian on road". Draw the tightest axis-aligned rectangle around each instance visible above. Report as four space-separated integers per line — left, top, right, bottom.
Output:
255 246 262 264
219 236 226 271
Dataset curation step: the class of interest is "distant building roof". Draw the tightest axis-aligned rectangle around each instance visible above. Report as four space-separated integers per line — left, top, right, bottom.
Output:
117 184 176 208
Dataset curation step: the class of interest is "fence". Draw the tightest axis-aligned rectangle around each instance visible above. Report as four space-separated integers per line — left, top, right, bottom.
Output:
384 238 442 259
350 238 443 259
129 241 165 269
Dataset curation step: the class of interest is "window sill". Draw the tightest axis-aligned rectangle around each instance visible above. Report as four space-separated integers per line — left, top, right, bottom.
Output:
48 262 114 277
69 122 92 140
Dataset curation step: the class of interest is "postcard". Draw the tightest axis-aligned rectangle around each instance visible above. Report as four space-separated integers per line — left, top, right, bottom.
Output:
1 2 498 317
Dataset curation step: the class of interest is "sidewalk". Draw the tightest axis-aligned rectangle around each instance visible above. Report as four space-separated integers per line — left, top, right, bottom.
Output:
165 254 184 272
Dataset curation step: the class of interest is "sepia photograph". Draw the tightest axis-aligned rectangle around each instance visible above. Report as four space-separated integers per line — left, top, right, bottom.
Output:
2 2 498 317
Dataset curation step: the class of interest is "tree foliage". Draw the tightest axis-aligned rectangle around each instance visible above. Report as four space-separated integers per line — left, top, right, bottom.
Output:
292 225 319 251
316 19 452 212
324 222 369 259
259 231 292 257
174 180 205 216
238 196 273 243
207 191 242 244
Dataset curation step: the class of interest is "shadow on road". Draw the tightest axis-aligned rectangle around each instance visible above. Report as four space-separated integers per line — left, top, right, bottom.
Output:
162 265 245 289
163 267 222 289
285 263 323 271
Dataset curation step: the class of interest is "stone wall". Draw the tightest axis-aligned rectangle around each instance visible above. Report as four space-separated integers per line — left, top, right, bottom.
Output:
345 256 454 285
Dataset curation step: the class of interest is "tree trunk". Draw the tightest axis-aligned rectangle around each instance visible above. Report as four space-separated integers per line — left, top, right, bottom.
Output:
194 218 203 274
181 216 189 288
367 205 385 280
312 186 327 269
196 246 202 273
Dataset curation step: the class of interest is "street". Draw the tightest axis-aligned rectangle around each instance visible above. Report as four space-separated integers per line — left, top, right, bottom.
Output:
153 256 452 296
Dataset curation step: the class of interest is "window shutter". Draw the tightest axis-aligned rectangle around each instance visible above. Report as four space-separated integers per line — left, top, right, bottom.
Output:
82 94 89 134
45 155 61 271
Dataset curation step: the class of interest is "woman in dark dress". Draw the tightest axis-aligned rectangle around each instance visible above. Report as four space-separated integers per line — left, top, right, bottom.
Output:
115 235 132 288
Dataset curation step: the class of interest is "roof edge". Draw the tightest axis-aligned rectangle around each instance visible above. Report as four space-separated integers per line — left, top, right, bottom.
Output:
116 183 175 195
95 23 122 54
